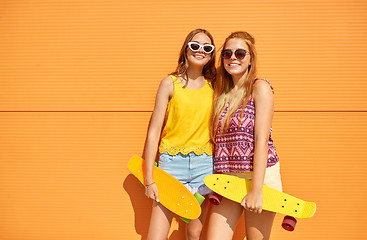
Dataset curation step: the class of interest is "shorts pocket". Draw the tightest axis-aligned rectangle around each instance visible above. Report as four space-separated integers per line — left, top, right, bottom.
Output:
158 152 174 166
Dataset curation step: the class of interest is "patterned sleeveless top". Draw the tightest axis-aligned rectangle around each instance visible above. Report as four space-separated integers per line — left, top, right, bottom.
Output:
214 79 279 172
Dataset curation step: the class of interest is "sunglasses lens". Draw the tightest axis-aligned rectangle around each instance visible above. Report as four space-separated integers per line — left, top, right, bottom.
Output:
189 43 200 51
221 50 232 59
235 49 247 60
203 45 214 53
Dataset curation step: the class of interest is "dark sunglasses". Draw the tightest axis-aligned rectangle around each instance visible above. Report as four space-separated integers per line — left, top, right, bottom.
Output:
188 42 215 53
221 49 248 60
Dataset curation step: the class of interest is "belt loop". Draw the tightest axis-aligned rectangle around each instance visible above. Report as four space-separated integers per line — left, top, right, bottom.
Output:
189 152 193 170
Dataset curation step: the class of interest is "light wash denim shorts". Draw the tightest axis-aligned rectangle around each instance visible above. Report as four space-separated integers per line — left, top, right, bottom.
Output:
159 151 214 195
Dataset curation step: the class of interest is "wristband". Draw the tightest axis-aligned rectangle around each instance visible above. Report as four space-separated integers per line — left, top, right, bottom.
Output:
145 182 155 188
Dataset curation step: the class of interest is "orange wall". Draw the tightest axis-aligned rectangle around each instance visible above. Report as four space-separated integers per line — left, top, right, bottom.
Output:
1 1 367 239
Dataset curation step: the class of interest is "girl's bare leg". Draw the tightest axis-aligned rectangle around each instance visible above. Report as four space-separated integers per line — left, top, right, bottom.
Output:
147 202 174 240
244 209 276 240
206 197 243 240
186 198 209 240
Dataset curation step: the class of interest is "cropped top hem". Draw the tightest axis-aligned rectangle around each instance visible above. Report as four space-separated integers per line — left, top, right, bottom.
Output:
214 159 279 173
159 144 213 156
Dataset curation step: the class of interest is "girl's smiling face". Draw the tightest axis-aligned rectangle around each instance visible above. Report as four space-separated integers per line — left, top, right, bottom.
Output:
223 38 251 77
186 32 213 67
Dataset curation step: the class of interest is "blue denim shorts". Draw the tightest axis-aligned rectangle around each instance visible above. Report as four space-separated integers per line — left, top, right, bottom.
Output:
159 152 214 195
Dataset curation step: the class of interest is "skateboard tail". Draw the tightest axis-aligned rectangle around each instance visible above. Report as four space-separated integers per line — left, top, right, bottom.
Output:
127 155 145 184
204 174 249 203
180 193 205 223
300 202 317 218
262 188 317 219
128 155 202 220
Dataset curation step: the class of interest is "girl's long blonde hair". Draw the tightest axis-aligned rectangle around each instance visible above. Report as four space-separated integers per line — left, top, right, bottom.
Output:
210 31 258 140
170 29 216 85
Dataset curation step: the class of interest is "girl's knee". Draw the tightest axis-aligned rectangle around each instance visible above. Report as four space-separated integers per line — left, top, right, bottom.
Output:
186 228 202 240
186 221 203 240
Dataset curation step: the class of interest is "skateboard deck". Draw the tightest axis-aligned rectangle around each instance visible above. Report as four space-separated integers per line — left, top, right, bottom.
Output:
128 155 201 219
204 174 316 219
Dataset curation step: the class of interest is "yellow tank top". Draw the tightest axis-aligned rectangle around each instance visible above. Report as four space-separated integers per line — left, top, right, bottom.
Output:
159 75 213 155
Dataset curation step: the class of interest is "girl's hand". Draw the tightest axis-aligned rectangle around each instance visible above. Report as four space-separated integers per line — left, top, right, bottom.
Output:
145 182 159 202
241 189 263 214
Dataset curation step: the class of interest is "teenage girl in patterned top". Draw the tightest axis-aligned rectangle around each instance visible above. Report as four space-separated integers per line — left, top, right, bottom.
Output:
207 31 282 240
143 29 216 240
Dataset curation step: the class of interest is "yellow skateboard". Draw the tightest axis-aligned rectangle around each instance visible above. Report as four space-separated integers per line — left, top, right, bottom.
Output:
128 155 203 220
204 174 316 231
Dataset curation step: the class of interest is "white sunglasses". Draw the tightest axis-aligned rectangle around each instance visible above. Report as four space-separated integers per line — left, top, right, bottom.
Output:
188 42 215 53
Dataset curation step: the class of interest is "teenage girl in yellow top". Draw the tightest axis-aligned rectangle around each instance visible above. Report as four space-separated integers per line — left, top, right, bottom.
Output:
143 29 216 240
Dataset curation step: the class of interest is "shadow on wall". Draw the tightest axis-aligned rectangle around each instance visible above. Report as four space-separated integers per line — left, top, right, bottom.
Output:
233 213 246 240
123 174 187 239
123 174 151 239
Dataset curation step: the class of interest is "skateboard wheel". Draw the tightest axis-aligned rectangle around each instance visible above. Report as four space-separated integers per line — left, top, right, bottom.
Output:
209 192 222 205
282 216 297 231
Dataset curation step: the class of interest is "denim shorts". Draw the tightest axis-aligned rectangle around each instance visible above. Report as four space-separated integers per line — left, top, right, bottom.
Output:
159 151 214 195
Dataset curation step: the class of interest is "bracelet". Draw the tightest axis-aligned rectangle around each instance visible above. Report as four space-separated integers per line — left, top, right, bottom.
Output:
145 182 155 188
